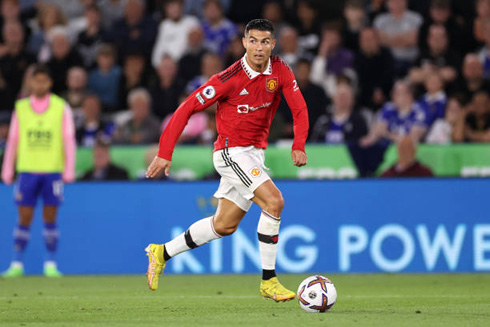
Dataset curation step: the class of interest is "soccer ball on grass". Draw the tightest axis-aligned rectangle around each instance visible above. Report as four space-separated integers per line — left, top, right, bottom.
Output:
297 275 337 313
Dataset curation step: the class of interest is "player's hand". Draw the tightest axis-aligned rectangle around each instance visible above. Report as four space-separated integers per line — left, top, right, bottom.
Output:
291 150 307 167
62 172 75 183
146 156 171 178
1 174 13 185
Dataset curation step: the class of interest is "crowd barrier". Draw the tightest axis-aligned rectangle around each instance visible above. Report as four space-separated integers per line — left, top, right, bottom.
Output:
0 179 488 274
75 144 490 180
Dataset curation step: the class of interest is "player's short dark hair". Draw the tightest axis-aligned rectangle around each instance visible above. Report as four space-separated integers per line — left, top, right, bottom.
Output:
244 19 275 37
31 64 51 78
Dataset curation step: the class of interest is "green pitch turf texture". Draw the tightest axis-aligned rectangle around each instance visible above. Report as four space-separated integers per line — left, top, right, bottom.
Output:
1 274 489 327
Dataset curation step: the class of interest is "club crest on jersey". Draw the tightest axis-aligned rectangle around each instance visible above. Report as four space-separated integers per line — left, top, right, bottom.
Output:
266 77 278 93
250 167 262 177
203 86 216 99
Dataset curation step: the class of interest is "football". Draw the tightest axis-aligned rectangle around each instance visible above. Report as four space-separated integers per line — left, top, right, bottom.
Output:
297 275 337 313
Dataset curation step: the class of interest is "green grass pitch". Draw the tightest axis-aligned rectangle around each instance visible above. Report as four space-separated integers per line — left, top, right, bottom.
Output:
1 274 489 327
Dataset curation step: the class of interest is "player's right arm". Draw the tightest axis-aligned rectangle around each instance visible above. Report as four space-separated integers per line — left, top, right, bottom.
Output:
146 75 228 178
1 112 19 185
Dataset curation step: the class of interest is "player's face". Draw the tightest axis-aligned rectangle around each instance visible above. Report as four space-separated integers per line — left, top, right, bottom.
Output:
242 29 276 70
30 73 52 97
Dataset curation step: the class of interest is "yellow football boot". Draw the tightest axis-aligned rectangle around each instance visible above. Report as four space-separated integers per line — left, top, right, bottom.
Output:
145 244 166 291
260 277 296 302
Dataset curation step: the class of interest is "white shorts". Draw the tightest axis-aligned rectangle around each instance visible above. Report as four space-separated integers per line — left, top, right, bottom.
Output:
213 146 271 212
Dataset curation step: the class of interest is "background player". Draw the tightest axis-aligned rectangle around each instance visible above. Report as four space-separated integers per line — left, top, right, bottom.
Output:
145 19 308 302
1 64 76 278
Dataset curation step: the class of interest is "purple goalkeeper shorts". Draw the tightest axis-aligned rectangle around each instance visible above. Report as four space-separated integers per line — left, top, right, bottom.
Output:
14 173 64 207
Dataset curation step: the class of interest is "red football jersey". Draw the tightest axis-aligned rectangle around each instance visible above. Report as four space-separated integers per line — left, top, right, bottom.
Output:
157 55 309 160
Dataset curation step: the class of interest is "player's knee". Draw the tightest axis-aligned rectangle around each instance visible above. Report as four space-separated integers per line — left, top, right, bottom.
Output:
213 220 238 236
266 192 284 216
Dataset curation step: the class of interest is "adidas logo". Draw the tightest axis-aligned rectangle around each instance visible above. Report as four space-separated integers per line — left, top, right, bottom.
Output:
239 88 249 95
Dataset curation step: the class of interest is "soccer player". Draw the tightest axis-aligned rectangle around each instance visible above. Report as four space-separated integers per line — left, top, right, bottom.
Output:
1 64 76 278
145 19 309 302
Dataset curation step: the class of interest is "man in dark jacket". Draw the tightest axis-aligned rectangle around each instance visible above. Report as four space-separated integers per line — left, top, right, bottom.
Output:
81 141 129 181
310 83 367 143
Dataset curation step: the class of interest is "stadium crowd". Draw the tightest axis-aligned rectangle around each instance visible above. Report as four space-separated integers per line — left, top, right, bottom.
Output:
0 0 490 178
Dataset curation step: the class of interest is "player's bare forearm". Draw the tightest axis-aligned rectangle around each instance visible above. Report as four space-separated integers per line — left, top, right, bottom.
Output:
146 156 171 178
291 150 307 167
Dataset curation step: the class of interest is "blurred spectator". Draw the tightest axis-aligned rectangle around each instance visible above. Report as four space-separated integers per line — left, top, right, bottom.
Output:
262 0 289 54
380 136 434 177
465 91 490 142
99 0 125 30
113 88 160 144
178 27 208 85
151 0 199 67
88 44 122 112
310 23 355 98
76 4 104 69
409 24 460 86
80 141 129 181
354 27 394 110
418 73 447 127
201 0 238 57
277 27 308 69
76 95 114 147
150 55 184 120
418 0 465 53
46 27 84 94
296 0 322 56
186 53 223 94
184 0 231 19
106 0 157 62
360 80 428 147
294 59 330 136
451 54 490 103
342 0 368 53
0 21 34 111
477 19 490 79
161 108 210 145
42 0 85 20
119 52 148 109
27 4 67 58
374 0 423 76
224 35 245 66
17 63 34 98
366 0 387 22
310 83 368 144
426 96 465 144
0 0 31 44
474 0 490 44
62 66 89 110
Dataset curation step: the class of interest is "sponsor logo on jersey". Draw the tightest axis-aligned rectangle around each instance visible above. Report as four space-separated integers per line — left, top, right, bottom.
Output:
239 88 249 95
266 77 278 92
237 102 272 114
196 92 205 105
237 104 249 113
250 167 261 177
203 86 216 99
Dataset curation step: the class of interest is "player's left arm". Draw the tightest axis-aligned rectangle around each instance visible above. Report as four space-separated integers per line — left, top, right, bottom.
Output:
281 65 309 167
62 104 77 183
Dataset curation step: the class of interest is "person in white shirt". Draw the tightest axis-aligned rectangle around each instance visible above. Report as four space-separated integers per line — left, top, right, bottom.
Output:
151 0 200 68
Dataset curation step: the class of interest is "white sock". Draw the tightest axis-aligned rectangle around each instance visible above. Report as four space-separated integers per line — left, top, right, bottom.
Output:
257 211 281 270
165 216 222 257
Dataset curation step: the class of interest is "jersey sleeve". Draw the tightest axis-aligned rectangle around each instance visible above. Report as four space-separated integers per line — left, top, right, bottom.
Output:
280 65 309 152
157 74 229 160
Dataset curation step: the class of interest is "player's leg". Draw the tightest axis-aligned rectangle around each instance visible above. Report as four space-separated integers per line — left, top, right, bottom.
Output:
41 173 64 277
145 198 246 290
2 173 39 277
252 180 295 302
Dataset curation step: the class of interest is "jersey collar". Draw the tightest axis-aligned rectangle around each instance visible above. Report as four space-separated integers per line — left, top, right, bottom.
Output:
241 54 272 79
